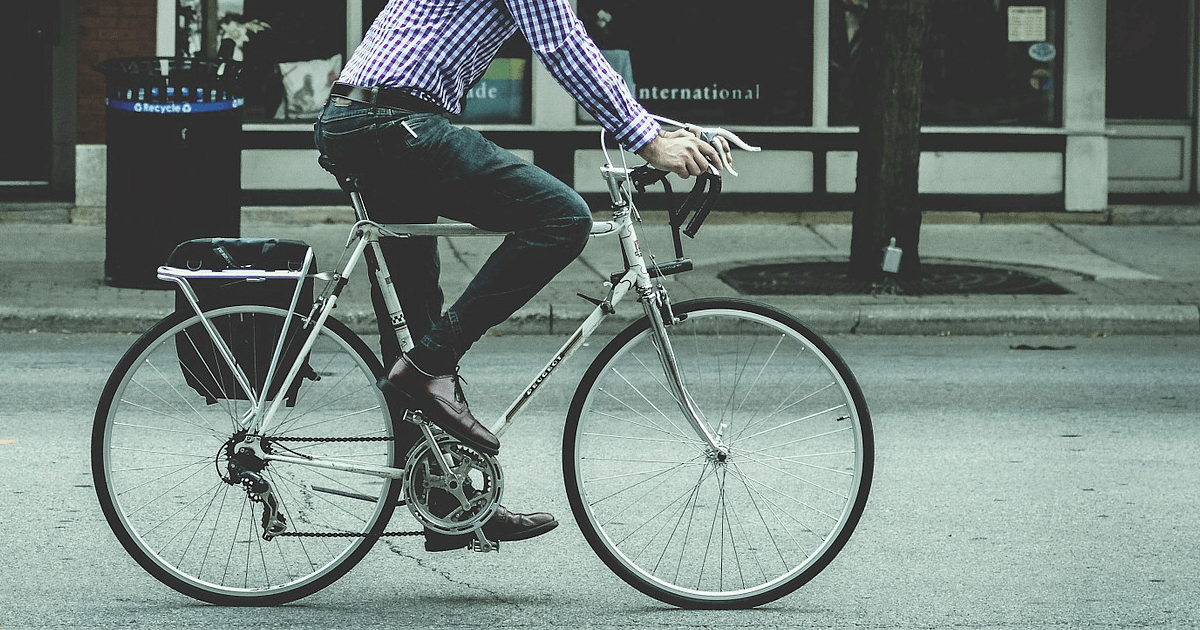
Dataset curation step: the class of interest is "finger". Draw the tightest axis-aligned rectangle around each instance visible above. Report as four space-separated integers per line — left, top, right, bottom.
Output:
701 143 724 173
672 153 695 178
696 142 721 170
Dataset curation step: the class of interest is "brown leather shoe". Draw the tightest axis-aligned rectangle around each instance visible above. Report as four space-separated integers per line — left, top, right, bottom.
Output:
424 506 558 552
378 355 500 455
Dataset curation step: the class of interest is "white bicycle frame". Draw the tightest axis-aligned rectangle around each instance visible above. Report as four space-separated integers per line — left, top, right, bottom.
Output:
157 162 726 483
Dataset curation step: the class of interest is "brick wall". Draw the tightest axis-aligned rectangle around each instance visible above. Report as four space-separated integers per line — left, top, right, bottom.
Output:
77 0 158 144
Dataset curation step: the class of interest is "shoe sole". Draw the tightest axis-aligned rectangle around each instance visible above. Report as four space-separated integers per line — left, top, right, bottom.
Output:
424 519 559 552
376 377 500 456
495 518 559 542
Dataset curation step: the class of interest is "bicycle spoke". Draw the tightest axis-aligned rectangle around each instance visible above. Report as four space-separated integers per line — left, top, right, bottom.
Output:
587 453 706 512
609 368 699 446
587 404 697 446
731 334 785 431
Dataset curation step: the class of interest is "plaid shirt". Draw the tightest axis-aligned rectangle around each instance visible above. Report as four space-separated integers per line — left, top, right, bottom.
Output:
339 0 660 152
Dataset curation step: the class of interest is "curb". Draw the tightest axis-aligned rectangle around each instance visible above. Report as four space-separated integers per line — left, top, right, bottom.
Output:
4 303 1196 336
831 304 1200 336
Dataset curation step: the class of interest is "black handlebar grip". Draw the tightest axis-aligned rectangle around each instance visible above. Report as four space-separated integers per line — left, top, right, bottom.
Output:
683 174 721 238
675 174 708 226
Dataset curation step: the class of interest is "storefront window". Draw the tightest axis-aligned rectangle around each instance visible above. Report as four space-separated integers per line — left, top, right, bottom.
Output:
1107 0 1190 120
576 1 814 126
177 0 532 125
177 0 347 123
830 0 1063 127
458 37 533 124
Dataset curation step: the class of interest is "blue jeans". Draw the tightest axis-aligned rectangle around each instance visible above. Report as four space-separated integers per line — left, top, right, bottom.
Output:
314 98 592 371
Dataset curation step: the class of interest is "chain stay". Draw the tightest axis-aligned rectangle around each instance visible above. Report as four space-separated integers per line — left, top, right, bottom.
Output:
265 434 417 537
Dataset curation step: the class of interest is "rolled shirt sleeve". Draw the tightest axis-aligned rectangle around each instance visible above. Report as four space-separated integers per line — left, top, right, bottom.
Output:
505 0 660 153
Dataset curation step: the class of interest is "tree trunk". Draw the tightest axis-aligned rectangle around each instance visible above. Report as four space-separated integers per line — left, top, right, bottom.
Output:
849 0 930 280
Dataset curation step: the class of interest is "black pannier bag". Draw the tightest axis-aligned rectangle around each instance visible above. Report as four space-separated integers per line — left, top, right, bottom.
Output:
166 238 318 406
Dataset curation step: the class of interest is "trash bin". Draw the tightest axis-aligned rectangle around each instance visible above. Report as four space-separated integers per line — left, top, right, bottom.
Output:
95 57 245 289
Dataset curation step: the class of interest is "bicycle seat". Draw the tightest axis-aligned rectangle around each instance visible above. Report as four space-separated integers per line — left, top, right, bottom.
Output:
318 155 361 195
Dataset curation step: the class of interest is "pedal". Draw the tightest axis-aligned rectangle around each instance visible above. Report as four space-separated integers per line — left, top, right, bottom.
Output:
402 409 446 437
402 408 427 425
468 531 498 553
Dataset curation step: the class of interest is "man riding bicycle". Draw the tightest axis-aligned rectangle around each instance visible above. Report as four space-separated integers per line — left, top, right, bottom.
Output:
314 0 731 552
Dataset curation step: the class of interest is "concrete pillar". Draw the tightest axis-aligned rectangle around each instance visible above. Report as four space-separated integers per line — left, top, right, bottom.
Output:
1062 0 1108 211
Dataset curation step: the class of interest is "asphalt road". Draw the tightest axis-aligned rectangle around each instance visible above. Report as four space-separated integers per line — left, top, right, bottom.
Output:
1 332 1197 629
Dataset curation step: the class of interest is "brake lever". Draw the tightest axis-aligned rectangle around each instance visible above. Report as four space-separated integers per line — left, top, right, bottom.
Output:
698 127 761 177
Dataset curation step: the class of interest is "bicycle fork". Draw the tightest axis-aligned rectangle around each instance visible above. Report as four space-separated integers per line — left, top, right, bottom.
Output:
640 285 729 459
608 197 728 458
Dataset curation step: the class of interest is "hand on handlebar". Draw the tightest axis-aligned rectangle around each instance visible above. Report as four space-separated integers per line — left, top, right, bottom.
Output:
636 128 724 179
635 117 761 178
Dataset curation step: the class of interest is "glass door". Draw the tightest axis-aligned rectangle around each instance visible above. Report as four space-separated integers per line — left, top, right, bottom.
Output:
0 4 54 188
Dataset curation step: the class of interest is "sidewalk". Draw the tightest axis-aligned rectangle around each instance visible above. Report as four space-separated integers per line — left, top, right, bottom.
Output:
1 210 1198 336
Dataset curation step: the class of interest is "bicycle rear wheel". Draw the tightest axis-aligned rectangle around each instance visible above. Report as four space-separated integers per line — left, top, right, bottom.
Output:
92 305 401 605
564 298 872 608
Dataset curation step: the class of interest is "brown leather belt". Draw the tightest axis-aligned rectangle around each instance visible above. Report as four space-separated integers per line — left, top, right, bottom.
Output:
330 82 445 114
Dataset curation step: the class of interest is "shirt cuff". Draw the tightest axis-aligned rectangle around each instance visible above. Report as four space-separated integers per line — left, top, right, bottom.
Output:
617 111 662 155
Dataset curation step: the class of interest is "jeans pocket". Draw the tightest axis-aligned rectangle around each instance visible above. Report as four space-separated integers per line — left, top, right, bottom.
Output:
316 115 383 170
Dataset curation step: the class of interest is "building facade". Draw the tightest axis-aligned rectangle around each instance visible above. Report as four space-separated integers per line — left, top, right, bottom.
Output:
4 1 1196 218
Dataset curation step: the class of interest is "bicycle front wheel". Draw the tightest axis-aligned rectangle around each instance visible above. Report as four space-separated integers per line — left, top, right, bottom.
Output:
564 298 873 608
92 306 401 605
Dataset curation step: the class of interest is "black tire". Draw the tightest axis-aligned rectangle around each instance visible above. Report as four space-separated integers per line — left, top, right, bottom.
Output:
93 306 401 605
564 298 873 608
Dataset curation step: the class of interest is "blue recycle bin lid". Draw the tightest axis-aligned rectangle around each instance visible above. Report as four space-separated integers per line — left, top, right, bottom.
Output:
95 56 245 114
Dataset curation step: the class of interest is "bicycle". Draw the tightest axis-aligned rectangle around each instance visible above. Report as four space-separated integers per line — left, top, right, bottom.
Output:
91 117 873 609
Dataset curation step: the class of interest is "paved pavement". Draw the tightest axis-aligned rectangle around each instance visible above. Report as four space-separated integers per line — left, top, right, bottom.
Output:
1 206 1198 336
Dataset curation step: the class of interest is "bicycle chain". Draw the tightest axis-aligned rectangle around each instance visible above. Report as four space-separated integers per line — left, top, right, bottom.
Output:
264 435 423 538
276 530 423 538
268 436 394 443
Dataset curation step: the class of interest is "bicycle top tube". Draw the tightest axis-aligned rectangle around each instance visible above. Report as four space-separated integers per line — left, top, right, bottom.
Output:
376 219 620 238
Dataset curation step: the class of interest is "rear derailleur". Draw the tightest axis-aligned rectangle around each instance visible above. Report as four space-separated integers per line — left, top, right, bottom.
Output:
222 433 287 540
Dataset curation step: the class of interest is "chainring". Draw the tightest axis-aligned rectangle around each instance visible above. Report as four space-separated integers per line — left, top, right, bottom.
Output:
402 434 502 536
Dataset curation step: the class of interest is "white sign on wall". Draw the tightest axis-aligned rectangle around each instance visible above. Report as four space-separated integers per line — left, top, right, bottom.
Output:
1007 6 1047 43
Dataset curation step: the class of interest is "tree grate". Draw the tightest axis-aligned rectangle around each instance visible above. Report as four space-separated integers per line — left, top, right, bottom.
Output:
719 262 1071 296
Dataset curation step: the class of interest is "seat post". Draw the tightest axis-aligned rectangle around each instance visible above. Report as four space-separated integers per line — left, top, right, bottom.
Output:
349 189 370 222
317 155 371 221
